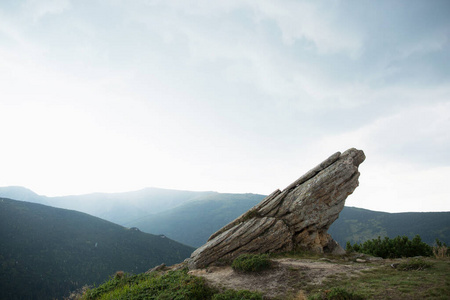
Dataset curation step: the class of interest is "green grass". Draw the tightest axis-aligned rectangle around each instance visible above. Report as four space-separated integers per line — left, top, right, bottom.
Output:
80 268 262 300
305 258 450 299
78 257 450 300
308 287 364 300
212 289 263 300
231 254 272 273
396 258 433 271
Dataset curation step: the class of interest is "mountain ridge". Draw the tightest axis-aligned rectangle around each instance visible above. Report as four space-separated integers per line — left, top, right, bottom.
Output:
1 186 449 248
0 197 194 300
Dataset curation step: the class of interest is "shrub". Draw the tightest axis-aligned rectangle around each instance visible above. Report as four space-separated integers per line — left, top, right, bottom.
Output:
432 239 449 259
113 271 125 280
308 287 363 300
231 254 271 273
345 235 432 258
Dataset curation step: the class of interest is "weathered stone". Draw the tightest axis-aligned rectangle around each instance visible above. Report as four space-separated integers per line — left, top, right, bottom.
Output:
188 148 365 269
145 263 166 274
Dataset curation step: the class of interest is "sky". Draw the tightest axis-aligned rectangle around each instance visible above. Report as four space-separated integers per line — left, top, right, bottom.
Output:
0 0 449 213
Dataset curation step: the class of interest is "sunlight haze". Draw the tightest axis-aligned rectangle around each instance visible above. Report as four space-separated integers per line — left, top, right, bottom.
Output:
1 0 449 212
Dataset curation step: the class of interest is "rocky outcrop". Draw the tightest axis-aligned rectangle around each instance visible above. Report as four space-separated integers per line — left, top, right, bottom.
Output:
188 148 365 269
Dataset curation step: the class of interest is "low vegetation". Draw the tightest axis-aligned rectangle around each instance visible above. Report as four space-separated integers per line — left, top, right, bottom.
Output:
212 289 262 300
73 247 450 300
231 254 271 273
306 257 449 299
79 268 263 300
308 287 364 300
433 239 449 258
346 235 433 258
395 258 433 271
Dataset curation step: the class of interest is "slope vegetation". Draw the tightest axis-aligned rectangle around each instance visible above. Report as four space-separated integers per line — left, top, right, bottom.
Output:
129 201 450 247
129 193 265 247
0 198 194 300
329 206 450 245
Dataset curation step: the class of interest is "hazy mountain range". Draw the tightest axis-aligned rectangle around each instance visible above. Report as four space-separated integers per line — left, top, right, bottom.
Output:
0 186 222 225
1 186 449 299
1 186 449 248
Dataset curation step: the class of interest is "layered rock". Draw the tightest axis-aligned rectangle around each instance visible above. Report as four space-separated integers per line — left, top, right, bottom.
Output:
188 148 365 270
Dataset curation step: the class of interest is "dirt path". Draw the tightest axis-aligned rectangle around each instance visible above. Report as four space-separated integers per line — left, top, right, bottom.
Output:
188 258 374 299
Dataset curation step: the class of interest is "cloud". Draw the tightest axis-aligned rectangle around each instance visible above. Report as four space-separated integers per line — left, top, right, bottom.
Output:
0 0 449 211
22 0 71 21
253 1 363 57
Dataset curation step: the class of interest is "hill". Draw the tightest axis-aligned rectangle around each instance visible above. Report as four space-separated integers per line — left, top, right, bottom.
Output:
328 206 450 246
128 193 265 247
1 186 449 247
0 198 194 300
128 200 449 248
0 186 218 225
78 253 450 299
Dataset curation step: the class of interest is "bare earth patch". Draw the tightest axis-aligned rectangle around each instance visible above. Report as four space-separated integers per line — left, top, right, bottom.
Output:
188 258 374 299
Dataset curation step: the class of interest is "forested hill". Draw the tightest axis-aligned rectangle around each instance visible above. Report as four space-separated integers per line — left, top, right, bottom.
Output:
126 198 450 248
0 198 194 300
329 206 450 246
129 193 265 247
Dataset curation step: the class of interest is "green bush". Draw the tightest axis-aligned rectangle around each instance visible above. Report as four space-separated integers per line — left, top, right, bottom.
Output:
345 235 432 258
308 287 364 300
212 289 263 300
231 254 271 273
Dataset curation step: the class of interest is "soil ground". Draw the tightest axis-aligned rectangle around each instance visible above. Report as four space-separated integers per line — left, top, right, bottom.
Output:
188 258 374 299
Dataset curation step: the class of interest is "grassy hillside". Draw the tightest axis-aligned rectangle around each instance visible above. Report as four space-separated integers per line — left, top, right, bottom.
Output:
0 198 194 300
128 193 265 247
77 254 450 299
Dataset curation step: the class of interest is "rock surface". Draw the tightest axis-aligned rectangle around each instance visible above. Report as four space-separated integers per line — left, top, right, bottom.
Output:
188 148 365 269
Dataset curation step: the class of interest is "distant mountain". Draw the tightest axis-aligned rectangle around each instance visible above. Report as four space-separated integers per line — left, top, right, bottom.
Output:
2 186 448 248
0 186 47 204
127 198 450 248
0 186 218 225
128 193 265 247
328 206 450 246
0 198 194 300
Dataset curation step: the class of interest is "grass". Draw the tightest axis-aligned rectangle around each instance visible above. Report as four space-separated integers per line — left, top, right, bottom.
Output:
212 289 263 300
396 258 433 271
308 287 364 300
231 253 272 273
79 268 263 300
305 257 450 299
77 254 450 299
433 245 448 259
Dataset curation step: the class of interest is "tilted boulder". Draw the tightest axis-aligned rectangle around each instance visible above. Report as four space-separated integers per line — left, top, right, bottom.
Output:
188 148 365 269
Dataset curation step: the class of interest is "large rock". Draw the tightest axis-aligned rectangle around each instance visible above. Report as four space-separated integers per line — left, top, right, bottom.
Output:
188 148 365 269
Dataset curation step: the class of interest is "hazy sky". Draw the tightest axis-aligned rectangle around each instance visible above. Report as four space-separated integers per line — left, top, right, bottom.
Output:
1 0 449 212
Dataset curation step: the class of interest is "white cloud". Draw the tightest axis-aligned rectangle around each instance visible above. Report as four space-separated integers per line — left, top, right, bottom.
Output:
253 0 362 57
0 0 449 212
309 100 450 212
22 0 71 21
